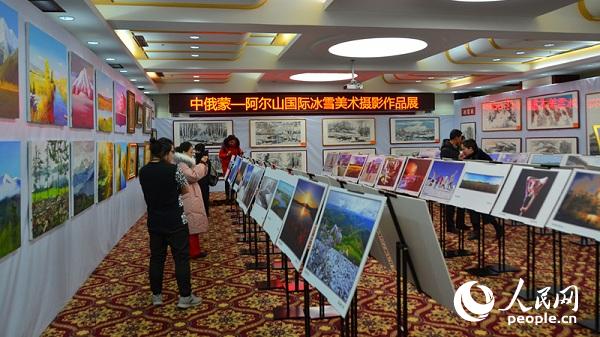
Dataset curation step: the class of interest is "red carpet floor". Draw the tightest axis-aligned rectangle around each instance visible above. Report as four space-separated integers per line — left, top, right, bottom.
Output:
42 193 599 336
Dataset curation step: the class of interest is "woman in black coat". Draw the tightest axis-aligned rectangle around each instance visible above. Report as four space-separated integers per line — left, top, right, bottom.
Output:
194 143 211 217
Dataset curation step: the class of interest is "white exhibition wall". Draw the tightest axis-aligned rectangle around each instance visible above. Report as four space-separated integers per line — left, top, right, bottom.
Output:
155 114 457 191
0 1 149 336
456 76 600 155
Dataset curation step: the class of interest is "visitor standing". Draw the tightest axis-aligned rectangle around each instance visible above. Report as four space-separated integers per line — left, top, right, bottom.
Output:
218 135 243 202
139 137 201 309
194 143 211 216
440 129 466 234
175 142 209 259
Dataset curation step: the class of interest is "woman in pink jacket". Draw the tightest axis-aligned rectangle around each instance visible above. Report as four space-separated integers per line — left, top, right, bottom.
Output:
174 142 210 258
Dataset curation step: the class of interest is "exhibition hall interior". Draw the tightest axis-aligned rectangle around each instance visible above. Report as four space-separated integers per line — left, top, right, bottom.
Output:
4 0 600 336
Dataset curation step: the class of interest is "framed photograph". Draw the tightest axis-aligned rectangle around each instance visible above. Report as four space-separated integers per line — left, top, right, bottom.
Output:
419 160 466 204
97 142 114 203
70 52 94 129
251 150 307 172
390 147 421 157
126 90 136 134
173 120 233 148
262 170 299 242
481 138 522 153
322 118 376 146
249 167 279 225
396 158 434 197
113 82 127 133
481 98 522 131
250 119 306 148
374 156 407 191
586 92 600 155
460 122 476 141
527 91 579 130
127 143 137 180
142 103 152 134
526 137 578 154
96 71 113 133
343 155 369 183
208 153 223 178
358 155 386 187
323 148 376 164
71 141 95 216
390 117 440 144
136 102 144 128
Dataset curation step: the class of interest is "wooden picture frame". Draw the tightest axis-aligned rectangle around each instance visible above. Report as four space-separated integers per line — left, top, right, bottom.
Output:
136 102 144 128
173 120 233 148
126 143 137 180
142 103 152 134
322 118 376 146
526 137 579 154
586 92 600 155
526 90 579 130
481 138 522 153
481 98 522 132
390 117 440 144
126 90 136 134
249 119 307 148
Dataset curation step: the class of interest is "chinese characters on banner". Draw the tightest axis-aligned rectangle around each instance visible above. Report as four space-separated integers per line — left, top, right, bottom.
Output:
461 107 476 116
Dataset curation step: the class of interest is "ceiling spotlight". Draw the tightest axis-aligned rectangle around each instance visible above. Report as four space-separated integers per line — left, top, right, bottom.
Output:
290 73 357 82
119 70 128 73
137 86 144 89
87 41 99 45
190 46 200 49
105 57 115 61
131 79 137 82
191 54 199 57
515 51 525 55
194 79 200 82
492 58 501 62
144 91 150 94
193 75 200 78
328 37 427 58
190 36 200 40
415 80 422 83
475 86 482 89
427 77 435 80
59 16 75 21
544 43 555 47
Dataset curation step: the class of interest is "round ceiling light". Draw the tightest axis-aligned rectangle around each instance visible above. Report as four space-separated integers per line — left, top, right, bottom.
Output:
328 38 427 58
452 0 505 2
59 16 75 21
289 73 356 82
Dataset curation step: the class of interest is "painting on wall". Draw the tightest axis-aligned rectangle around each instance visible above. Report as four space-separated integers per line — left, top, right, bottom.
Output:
251 150 307 172
137 143 144 174
143 103 152 134
115 142 127 192
390 118 440 144
250 119 306 148
173 120 233 148
71 141 95 216
481 98 522 131
29 140 70 239
0 141 20 258
0 2 18 119
586 93 600 155
144 142 151 165
390 148 421 157
126 90 136 134
322 118 376 146
136 102 143 128
301 188 386 317
481 138 522 153
113 82 127 133
28 24 68 126
69 53 94 129
526 137 578 154
96 71 113 133
527 91 579 130
97 142 113 202
460 122 476 141
127 143 137 180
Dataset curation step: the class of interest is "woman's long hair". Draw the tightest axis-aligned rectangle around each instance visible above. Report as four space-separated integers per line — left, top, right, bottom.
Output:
221 135 240 150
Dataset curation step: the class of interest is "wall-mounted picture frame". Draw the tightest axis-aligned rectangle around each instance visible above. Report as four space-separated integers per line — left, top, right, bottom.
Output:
142 103 152 134
527 91 579 130
481 98 522 132
586 92 600 155
249 119 307 148
322 118 376 146
126 90 136 134
173 120 233 148
136 102 144 128
151 128 157 140
390 147 422 157
251 150 307 172
460 122 476 141
526 137 578 154
481 138 522 153
390 117 440 144
322 148 376 164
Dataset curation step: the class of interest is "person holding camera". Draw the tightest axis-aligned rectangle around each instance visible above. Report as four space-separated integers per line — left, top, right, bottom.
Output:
175 142 209 259
139 138 201 308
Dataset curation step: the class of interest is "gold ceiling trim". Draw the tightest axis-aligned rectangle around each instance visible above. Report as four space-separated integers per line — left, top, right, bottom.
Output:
579 0 600 21
144 49 241 54
466 43 534 59
148 55 241 61
527 43 600 65
94 0 266 9
133 30 246 35
488 38 568 52
444 51 522 65
146 40 246 45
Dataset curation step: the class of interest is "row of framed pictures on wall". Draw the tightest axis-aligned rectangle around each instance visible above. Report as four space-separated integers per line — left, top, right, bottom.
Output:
172 117 441 148
0 140 151 261
0 1 154 133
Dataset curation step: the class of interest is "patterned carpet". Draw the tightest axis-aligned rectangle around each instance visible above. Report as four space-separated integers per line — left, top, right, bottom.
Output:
42 192 600 337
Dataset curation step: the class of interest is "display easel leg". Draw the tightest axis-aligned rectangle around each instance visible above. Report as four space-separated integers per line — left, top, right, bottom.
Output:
467 220 498 277
519 226 537 300
246 219 267 269
571 236 595 247
579 241 600 331
256 236 284 290
397 242 409 337
304 279 311 337
443 205 472 258
236 211 248 242
489 220 519 273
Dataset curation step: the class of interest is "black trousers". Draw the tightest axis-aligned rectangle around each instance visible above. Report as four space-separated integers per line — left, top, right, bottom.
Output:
225 181 232 202
445 205 465 230
469 210 501 234
199 182 210 216
149 227 191 297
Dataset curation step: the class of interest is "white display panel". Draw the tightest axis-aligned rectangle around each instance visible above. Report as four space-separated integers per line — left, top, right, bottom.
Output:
276 178 328 270
449 161 512 213
301 187 386 318
499 153 530 164
358 155 385 187
547 169 600 240
226 155 242 186
492 166 571 228
342 154 368 183
395 158 433 197
262 170 299 241
419 160 466 204
238 165 265 214
250 167 279 225
232 159 249 192
235 163 255 204
528 154 565 166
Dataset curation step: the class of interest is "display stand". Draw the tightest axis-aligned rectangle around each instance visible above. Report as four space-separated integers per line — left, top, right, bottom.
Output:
466 215 499 277
519 225 538 301
245 216 268 270
579 241 600 332
571 236 595 247
340 293 359 337
396 242 409 337
255 236 284 290
437 203 471 258
488 219 519 273
550 230 564 295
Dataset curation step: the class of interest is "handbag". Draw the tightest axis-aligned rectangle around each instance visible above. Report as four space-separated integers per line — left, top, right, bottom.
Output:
208 164 219 187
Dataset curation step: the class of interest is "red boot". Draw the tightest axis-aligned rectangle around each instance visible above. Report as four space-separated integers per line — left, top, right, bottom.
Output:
189 234 201 258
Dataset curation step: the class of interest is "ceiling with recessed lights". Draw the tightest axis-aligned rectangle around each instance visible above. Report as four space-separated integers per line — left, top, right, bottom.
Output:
42 0 600 94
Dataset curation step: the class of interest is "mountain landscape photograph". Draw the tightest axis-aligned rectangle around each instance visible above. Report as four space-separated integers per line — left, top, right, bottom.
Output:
70 53 94 129
0 141 20 258
96 71 113 132
0 2 18 119
72 141 95 215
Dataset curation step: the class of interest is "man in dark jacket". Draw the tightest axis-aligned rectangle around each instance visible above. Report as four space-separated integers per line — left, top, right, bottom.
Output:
461 139 504 240
440 129 465 234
